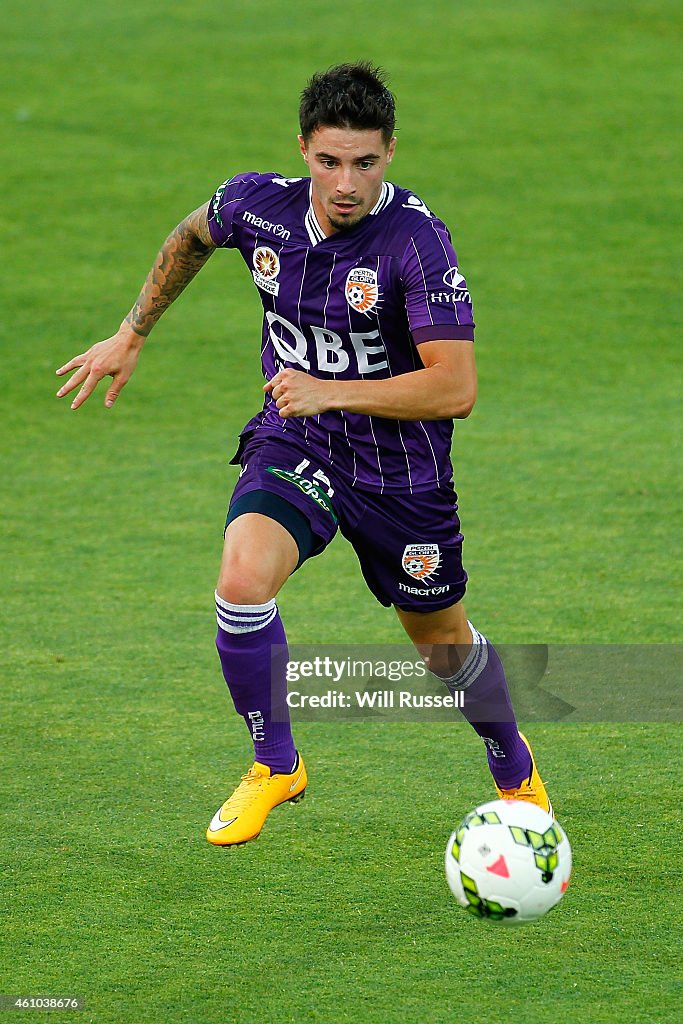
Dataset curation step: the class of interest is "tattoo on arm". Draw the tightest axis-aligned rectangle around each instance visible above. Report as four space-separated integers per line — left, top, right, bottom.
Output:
124 205 216 337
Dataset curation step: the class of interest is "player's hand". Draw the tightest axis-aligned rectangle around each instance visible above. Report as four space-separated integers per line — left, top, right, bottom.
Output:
264 368 333 418
56 328 145 410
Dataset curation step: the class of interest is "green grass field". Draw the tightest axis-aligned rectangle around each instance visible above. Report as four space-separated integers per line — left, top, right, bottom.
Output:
2 1 681 1021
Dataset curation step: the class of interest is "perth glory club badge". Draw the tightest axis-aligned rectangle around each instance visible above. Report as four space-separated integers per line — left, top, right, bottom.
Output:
345 267 380 314
402 544 441 581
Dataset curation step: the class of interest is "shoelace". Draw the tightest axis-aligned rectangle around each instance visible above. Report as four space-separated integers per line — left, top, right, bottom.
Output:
223 768 268 811
501 784 540 801
500 770 548 802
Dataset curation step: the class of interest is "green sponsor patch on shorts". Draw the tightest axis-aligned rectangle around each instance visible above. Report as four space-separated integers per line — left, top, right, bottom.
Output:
266 466 338 522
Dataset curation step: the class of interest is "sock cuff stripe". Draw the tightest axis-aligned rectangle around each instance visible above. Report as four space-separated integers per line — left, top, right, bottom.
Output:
446 644 489 691
215 592 277 614
215 599 278 634
216 607 278 634
444 624 489 690
467 620 487 646
215 603 276 622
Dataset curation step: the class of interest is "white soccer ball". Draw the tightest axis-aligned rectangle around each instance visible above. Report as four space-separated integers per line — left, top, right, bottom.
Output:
445 799 572 926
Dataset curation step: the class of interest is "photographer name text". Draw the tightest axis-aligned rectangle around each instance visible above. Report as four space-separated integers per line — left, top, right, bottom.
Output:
286 689 463 709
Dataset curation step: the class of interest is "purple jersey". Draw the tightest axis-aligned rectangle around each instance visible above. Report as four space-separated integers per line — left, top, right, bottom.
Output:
207 172 475 494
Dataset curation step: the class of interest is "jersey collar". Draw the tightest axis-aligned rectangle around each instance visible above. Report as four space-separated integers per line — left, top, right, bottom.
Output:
304 181 395 246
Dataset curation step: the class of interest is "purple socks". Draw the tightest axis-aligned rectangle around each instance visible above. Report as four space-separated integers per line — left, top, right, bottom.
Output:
215 592 297 774
437 622 532 789
214 594 529 789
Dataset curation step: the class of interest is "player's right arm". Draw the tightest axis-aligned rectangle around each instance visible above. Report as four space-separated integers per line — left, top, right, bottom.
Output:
56 204 215 410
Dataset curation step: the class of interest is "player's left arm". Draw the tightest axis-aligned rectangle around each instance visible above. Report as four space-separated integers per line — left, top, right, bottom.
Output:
264 339 477 420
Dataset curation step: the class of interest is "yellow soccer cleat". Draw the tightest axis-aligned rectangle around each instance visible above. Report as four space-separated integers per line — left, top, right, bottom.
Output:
495 733 552 815
206 754 307 847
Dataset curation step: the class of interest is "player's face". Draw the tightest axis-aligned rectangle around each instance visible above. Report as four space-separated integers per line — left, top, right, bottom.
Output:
299 126 396 236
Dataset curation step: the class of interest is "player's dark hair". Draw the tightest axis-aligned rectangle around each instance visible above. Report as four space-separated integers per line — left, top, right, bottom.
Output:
299 62 396 144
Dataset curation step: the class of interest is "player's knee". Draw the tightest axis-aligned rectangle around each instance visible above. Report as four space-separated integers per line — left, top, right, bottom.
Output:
218 510 299 605
216 568 278 606
217 539 286 603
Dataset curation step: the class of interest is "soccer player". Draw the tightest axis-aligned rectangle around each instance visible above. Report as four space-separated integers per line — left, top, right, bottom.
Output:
56 63 552 846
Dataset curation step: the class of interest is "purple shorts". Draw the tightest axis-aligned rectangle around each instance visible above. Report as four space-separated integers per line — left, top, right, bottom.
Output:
227 432 467 613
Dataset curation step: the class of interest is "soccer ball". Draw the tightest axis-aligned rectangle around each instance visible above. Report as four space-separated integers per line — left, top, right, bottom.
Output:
445 799 572 926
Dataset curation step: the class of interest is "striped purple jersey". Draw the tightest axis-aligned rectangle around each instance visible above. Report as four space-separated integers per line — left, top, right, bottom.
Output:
207 172 475 494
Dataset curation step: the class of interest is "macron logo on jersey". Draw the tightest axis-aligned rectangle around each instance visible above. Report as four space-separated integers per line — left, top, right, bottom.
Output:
402 194 433 218
242 210 291 240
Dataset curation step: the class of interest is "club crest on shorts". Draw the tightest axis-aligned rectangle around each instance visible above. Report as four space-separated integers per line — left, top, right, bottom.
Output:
345 267 380 314
402 543 441 581
253 246 280 296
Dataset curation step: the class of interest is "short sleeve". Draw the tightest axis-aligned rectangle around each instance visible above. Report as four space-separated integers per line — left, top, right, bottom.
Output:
207 172 275 248
401 219 475 343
